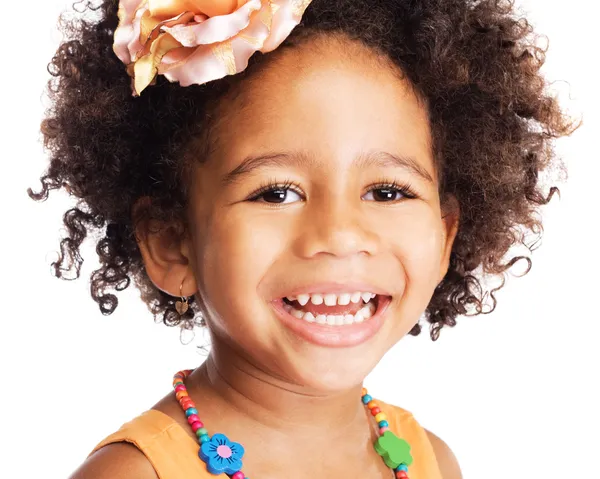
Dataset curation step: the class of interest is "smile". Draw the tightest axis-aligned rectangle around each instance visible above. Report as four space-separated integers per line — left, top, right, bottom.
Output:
270 287 392 348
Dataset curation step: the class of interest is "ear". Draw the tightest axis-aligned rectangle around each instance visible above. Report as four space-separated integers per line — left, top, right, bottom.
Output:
438 194 460 284
133 198 197 298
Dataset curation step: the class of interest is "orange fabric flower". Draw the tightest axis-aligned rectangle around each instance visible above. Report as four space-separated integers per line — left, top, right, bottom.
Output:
113 0 313 96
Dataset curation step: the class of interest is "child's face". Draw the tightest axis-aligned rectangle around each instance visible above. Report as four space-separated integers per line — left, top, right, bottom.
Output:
185 38 458 391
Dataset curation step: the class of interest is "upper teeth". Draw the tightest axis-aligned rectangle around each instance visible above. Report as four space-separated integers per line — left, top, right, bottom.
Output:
289 292 377 306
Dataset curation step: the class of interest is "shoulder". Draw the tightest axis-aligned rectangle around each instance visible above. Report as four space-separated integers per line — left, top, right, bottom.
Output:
69 443 158 479
425 429 463 479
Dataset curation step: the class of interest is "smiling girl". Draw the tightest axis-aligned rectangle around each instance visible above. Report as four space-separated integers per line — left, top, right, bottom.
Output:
31 0 572 478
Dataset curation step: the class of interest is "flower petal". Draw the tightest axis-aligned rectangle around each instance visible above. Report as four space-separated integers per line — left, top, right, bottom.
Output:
136 10 195 60
162 41 232 86
261 0 311 52
226 2 272 70
199 440 214 461
159 46 196 71
133 32 182 95
161 0 261 46
149 0 242 19
224 458 243 475
113 0 147 64
228 441 245 460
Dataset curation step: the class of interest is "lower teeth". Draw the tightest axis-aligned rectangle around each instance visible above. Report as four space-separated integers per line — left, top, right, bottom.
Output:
284 300 376 326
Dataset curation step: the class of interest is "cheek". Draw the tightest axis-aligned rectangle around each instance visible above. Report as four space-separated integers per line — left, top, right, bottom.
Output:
195 207 291 325
384 206 444 291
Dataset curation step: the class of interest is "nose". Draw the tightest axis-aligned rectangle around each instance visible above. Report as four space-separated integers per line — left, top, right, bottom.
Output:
294 194 380 259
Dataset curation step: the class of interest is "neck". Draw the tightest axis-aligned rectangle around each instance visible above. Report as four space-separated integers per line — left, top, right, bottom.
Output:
188 337 372 440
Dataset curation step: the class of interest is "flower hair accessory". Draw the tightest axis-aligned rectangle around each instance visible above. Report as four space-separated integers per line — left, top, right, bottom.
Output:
113 0 313 96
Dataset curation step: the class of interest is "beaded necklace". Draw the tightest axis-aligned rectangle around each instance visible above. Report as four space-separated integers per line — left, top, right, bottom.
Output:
173 370 413 478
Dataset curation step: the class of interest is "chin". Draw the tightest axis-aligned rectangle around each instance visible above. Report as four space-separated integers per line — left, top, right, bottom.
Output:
278 341 386 393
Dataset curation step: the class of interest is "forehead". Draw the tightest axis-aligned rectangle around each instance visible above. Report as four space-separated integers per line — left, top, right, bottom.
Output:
208 35 433 173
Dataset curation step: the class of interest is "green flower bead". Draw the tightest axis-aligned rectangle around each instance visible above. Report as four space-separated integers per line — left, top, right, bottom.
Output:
374 431 413 469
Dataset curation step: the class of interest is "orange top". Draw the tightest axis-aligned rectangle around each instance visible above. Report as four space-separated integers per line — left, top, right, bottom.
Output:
91 401 442 479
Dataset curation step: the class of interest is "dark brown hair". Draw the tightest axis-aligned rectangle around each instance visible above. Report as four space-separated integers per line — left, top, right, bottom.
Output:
30 0 574 339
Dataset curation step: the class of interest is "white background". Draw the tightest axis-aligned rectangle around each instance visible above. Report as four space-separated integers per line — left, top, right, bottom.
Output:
1 0 599 478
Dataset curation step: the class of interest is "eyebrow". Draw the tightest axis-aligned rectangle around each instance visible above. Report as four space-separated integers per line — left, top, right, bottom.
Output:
355 151 435 184
222 150 435 185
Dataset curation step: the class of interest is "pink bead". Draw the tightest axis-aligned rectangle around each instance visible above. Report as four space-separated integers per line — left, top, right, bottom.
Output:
187 414 200 425
191 421 204 432
232 472 244 479
379 426 390 434
175 384 187 392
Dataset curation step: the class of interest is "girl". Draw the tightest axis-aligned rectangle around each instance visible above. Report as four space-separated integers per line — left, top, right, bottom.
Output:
30 0 573 478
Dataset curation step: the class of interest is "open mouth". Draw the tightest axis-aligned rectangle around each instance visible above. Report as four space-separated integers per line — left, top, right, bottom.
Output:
281 291 384 326
271 289 392 347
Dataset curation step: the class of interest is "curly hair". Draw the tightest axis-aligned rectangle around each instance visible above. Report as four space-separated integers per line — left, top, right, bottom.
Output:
30 0 573 340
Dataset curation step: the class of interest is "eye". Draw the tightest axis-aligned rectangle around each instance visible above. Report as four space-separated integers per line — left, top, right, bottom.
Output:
260 188 302 204
248 182 304 204
362 182 416 202
363 188 403 202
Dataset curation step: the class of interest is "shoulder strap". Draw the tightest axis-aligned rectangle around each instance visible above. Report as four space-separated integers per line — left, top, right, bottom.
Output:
90 410 211 479
378 400 443 479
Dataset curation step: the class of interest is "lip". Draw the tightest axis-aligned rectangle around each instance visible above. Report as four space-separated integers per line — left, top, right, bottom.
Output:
275 282 392 298
270 294 392 348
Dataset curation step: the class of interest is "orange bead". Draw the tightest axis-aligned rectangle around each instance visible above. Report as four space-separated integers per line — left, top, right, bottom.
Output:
176 390 189 400
361 388 368 396
367 400 378 409
375 412 387 423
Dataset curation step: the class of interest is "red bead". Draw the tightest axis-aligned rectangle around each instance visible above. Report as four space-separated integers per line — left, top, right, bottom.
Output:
191 421 204 432
370 407 381 416
232 472 244 479
187 414 200 425
396 472 408 478
175 384 187 393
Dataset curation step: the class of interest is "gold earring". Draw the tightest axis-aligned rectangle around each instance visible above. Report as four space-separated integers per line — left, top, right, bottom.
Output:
175 282 189 315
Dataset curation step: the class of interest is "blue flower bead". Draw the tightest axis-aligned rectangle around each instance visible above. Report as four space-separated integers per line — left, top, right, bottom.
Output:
199 433 245 475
